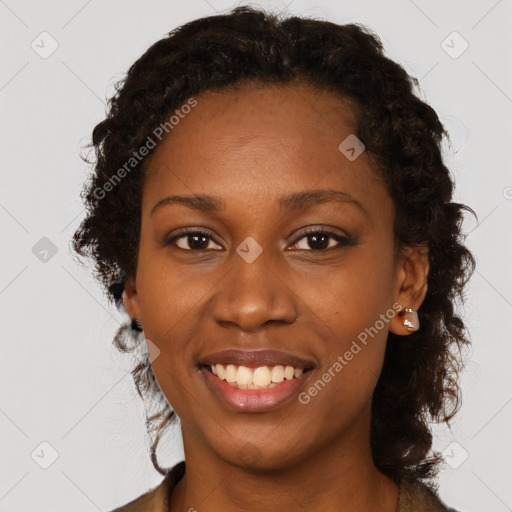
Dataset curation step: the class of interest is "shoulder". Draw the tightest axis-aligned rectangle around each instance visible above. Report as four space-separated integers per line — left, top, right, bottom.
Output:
108 461 186 512
108 479 167 512
397 477 461 512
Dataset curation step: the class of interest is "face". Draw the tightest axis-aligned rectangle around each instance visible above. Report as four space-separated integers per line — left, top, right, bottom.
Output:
123 81 428 471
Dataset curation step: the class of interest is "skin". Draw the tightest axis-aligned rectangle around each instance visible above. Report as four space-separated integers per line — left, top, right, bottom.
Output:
123 80 429 512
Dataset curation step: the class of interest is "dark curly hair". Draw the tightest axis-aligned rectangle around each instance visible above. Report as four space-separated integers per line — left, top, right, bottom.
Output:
71 5 476 490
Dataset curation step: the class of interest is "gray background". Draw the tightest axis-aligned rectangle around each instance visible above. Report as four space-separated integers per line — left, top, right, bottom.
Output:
1 0 511 510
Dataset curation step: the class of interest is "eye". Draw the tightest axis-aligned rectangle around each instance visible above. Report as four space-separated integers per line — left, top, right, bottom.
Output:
165 229 222 251
288 227 352 251
164 227 353 252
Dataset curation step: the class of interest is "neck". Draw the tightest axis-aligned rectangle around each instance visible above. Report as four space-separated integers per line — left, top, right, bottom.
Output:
169 405 398 512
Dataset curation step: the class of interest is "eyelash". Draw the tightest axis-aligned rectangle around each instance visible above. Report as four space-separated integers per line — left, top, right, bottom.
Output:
164 227 353 252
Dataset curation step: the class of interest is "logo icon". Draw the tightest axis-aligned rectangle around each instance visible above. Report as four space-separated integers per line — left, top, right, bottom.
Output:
441 32 469 59
442 441 469 469
31 441 59 469
338 134 365 161
31 32 59 59
32 237 58 263
236 236 263 263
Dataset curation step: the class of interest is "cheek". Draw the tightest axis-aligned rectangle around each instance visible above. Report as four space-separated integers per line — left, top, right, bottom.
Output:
133 264 192 388
297 278 391 435
297 247 393 339
135 246 209 337
295 248 393 407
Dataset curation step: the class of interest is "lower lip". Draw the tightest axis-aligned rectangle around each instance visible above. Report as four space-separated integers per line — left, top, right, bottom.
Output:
199 366 313 413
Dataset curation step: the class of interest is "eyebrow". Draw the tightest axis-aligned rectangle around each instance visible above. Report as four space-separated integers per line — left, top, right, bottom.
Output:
150 189 367 217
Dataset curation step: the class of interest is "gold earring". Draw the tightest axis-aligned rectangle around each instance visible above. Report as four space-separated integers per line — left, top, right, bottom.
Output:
401 307 420 332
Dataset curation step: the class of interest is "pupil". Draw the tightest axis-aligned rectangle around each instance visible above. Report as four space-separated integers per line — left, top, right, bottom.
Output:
309 234 328 250
190 234 208 250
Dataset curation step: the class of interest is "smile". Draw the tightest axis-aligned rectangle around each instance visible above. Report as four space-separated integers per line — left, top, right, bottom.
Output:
199 364 314 412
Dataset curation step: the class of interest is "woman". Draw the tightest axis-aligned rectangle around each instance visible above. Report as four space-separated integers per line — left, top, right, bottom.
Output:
72 5 475 511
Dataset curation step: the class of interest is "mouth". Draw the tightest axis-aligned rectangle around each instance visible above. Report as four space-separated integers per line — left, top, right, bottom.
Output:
198 362 315 413
196 348 316 412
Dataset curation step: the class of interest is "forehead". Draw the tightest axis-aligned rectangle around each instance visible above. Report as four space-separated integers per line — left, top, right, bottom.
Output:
142 81 389 219
147 81 361 165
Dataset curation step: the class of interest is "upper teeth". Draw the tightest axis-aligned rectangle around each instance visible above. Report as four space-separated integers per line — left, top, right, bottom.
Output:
211 364 304 387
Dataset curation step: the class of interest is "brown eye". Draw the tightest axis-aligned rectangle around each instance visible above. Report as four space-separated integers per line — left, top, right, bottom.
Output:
289 228 352 251
165 230 222 251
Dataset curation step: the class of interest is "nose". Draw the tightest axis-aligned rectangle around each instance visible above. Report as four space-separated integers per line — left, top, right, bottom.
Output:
211 249 298 332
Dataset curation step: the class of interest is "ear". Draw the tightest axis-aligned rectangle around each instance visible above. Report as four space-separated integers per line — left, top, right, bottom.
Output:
122 275 141 324
389 244 429 336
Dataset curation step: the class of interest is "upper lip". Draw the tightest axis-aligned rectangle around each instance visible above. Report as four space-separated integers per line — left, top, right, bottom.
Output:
198 349 315 369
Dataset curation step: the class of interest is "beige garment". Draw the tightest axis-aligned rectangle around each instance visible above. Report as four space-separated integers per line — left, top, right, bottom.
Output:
110 461 458 512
